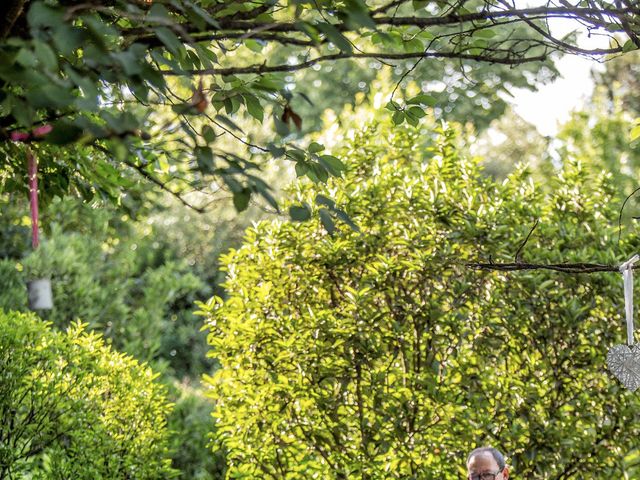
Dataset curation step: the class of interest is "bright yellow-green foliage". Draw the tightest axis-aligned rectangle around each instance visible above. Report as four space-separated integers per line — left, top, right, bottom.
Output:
0 309 176 479
202 122 640 479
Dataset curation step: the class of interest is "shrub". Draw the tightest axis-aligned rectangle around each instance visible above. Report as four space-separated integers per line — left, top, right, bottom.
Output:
202 122 640 479
0 309 176 479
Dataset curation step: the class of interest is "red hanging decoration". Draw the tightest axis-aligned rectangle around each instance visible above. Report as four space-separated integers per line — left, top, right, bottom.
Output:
27 149 39 249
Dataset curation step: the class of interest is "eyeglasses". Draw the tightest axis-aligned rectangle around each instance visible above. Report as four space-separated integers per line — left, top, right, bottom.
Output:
468 470 503 480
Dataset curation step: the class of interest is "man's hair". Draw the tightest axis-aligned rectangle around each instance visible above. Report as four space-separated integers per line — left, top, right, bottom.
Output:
467 447 506 470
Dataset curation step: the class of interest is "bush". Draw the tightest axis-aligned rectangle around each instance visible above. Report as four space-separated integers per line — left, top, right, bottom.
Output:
0 309 176 479
202 122 640 479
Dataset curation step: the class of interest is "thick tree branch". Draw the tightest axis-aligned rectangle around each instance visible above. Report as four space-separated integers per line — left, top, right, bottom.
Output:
213 6 640 32
163 50 549 77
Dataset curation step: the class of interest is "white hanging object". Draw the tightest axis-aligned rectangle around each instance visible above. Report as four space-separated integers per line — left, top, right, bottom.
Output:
607 254 640 391
27 278 53 310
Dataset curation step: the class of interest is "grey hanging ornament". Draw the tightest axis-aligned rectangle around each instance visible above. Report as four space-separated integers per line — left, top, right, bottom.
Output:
607 254 640 391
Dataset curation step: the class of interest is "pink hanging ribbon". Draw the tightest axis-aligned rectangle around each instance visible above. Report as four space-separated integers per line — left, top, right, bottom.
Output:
10 125 51 251
27 149 39 249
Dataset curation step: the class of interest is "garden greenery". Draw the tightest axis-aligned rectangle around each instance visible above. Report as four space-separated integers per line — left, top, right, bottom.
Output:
0 309 175 479
202 122 640 479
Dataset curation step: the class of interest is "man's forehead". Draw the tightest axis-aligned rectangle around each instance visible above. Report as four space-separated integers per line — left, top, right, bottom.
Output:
467 452 499 470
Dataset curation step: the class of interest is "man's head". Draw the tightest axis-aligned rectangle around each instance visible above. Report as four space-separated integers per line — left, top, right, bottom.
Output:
466 447 509 480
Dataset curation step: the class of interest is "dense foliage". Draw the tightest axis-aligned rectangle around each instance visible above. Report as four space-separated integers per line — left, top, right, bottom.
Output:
203 122 640 479
0 192 257 477
0 309 175 479
0 0 637 214
0 196 211 373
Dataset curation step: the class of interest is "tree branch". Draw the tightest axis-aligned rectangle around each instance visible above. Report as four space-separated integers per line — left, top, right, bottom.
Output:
163 50 549 77
466 261 628 274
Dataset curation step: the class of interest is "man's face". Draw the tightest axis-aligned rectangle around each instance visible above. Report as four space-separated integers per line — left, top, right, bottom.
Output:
467 452 509 480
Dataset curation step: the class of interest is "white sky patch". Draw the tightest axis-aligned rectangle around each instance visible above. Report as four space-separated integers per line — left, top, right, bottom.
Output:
511 54 601 136
508 2 614 136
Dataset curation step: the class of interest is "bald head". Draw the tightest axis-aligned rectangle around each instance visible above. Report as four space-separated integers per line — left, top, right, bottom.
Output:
467 447 509 480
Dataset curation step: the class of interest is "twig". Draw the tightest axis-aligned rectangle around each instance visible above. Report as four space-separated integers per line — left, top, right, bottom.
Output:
617 184 640 244
515 219 539 262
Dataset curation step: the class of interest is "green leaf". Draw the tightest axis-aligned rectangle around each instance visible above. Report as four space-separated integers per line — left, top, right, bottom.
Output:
631 124 640 142
202 125 217 143
406 106 427 119
33 40 58 70
318 208 336 235
407 94 437 107
294 162 309 177
308 142 325 154
27 2 63 28
342 0 376 30
289 204 312 222
315 22 353 53
243 94 264 122
245 39 264 53
154 27 184 57
334 208 360 232
317 155 347 176
474 28 497 39
392 110 405 125
404 37 423 52
286 149 306 162
47 122 84 145
113 49 142 76
385 100 401 111
295 21 321 43
233 189 251 212
315 194 335 209
623 39 637 53
195 146 215 174
267 143 286 158
149 3 171 20
184 1 220 28
15 48 37 68
310 163 329 183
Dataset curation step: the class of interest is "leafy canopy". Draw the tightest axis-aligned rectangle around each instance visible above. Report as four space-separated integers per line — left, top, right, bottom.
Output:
0 0 638 213
202 121 640 479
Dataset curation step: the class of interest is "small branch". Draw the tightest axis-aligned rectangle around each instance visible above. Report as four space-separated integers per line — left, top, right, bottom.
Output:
617 184 640 244
515 219 539 262
466 262 627 274
123 159 206 213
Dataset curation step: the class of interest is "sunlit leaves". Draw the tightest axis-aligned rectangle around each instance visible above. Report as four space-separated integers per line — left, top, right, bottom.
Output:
203 121 639 478
631 119 640 142
0 310 175 478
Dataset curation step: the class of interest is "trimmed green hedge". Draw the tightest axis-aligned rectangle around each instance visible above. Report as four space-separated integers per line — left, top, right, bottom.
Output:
0 309 176 479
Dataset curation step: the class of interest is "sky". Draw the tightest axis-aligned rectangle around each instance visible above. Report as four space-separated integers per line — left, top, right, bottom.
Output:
511 55 601 137
508 11 611 137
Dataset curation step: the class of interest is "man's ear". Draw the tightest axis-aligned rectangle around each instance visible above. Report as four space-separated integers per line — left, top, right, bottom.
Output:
502 466 509 479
